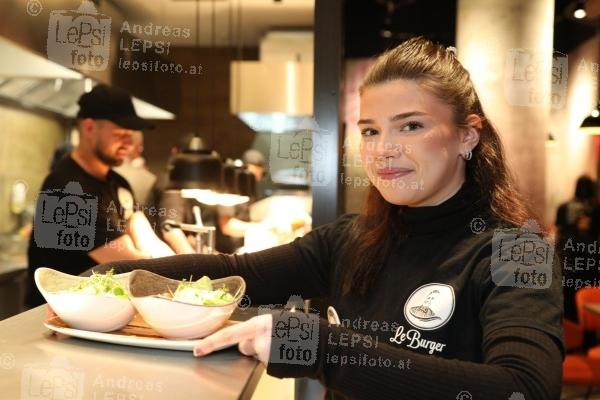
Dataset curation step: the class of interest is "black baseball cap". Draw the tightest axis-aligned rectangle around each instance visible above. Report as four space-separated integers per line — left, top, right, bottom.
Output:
76 84 155 130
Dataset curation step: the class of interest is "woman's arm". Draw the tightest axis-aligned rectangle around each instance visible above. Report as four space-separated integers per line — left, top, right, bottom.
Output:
83 244 326 305
265 321 561 400
84 214 355 304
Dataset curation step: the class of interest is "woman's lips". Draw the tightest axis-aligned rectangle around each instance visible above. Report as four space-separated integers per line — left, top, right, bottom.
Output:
376 168 414 180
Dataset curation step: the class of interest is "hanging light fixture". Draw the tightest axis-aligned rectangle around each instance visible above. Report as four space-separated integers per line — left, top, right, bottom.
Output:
574 0 587 19
169 0 249 207
168 137 223 190
579 109 600 135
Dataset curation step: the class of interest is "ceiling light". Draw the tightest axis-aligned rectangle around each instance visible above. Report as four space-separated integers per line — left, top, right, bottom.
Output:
574 1 587 19
580 111 600 135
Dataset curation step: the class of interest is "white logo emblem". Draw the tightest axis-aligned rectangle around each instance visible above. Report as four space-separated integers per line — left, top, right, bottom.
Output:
404 283 455 330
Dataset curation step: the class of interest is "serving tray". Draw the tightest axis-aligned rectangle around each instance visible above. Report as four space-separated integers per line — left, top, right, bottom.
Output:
44 314 239 352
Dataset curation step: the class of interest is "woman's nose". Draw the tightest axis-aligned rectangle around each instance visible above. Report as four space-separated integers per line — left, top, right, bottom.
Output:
373 135 401 158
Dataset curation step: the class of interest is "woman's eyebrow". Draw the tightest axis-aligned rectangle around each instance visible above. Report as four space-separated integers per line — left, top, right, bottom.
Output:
357 111 428 125
357 118 375 125
389 111 428 121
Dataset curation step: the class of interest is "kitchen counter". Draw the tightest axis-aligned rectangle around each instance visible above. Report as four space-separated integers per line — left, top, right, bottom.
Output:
0 306 264 400
0 254 27 280
0 254 27 319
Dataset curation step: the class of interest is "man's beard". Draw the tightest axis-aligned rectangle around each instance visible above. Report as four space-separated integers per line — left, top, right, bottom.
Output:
94 146 123 167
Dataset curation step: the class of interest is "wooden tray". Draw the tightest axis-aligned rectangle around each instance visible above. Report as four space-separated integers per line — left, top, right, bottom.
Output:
44 314 239 351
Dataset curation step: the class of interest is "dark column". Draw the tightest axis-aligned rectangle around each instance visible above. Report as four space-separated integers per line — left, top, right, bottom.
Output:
312 0 344 227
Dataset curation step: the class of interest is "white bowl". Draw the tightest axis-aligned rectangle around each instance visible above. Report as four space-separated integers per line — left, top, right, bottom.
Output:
35 267 135 332
128 270 245 340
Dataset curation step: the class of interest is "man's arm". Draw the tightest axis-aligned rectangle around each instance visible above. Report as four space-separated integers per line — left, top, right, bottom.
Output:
89 212 175 262
219 215 254 238
88 234 149 263
162 227 195 254
128 211 175 258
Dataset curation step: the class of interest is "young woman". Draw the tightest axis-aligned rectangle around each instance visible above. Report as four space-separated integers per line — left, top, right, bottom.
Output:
84 37 563 399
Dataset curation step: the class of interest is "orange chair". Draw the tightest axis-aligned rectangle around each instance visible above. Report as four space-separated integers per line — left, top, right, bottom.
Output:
576 288 600 331
563 319 600 399
575 288 600 358
562 289 600 398
563 355 600 398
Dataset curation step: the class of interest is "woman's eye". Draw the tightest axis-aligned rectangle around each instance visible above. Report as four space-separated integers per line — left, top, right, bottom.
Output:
360 128 378 137
400 121 423 132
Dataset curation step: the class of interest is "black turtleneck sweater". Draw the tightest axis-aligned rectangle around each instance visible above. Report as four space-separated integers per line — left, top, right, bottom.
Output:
87 183 564 400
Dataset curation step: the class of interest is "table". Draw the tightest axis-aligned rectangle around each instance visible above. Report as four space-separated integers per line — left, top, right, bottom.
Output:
0 306 264 400
584 303 600 316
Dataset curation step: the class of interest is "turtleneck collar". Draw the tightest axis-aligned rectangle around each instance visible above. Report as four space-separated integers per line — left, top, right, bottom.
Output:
395 180 486 236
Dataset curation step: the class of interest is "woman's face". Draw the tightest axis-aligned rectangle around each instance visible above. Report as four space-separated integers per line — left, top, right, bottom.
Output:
358 79 479 207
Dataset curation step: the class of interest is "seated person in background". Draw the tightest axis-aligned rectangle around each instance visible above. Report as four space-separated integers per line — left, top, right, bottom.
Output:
218 149 266 253
157 189 217 254
555 175 598 321
155 135 219 254
114 131 157 209
26 84 174 308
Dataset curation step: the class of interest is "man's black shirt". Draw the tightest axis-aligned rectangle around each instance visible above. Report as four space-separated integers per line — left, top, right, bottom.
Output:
26 156 134 307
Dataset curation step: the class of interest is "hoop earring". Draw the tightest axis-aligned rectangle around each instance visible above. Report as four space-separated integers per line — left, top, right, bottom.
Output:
463 150 472 161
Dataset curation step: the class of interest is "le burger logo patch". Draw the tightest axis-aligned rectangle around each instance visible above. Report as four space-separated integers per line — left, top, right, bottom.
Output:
388 283 455 355
403 283 455 331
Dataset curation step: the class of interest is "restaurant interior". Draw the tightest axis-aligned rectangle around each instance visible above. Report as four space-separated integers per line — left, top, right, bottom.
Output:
2 0 600 398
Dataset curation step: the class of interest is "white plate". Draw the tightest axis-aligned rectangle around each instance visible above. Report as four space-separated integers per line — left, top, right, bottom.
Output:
44 316 239 352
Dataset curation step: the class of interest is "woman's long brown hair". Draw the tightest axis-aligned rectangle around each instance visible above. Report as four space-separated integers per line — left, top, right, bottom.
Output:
342 37 538 296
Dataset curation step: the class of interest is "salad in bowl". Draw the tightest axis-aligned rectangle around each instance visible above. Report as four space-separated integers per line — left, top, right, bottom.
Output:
35 267 135 332
127 270 245 339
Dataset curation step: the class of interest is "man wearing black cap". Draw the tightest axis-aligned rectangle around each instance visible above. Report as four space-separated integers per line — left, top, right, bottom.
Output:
26 84 174 307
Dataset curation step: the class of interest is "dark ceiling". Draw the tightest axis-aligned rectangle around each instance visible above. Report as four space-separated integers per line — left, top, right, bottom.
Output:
344 0 599 58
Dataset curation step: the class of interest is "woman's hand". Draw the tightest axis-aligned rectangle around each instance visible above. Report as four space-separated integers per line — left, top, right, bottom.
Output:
193 314 273 364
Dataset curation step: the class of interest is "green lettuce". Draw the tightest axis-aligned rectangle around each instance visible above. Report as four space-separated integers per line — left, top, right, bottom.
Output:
172 276 234 306
68 269 129 300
